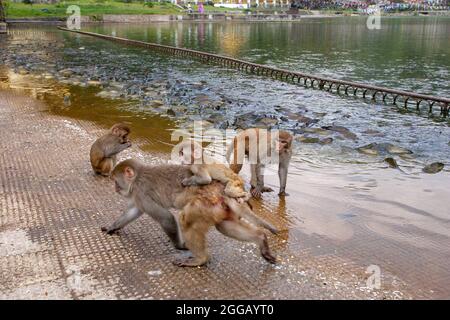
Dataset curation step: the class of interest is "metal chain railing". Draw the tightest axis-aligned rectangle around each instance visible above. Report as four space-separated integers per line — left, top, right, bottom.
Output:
58 27 450 118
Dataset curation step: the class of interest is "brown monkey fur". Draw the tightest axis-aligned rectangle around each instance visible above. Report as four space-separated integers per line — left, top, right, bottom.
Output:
105 159 277 267
90 123 131 176
226 128 293 198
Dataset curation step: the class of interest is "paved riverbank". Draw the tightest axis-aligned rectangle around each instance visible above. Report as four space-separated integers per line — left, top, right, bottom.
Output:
0 88 414 299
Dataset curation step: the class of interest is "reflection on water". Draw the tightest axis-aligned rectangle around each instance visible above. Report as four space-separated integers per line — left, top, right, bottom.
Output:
87 17 450 96
1 19 450 297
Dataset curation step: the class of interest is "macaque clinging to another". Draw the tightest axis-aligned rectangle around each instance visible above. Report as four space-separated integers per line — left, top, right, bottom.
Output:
176 140 250 201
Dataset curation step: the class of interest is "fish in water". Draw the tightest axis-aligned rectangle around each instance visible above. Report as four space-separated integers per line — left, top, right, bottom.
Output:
357 143 413 156
422 162 444 174
384 157 399 169
320 137 333 145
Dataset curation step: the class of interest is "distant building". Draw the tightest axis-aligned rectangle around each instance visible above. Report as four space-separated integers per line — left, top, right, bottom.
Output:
9 0 60 3
175 0 292 7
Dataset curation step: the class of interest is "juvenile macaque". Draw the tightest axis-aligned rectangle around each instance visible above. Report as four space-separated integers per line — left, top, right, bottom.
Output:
90 123 131 176
176 140 250 200
175 140 277 233
103 159 277 266
227 128 293 198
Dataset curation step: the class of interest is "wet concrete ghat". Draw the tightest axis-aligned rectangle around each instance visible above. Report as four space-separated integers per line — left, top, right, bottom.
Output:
58 27 450 118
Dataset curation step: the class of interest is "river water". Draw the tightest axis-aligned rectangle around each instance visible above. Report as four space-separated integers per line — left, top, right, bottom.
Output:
0 17 449 297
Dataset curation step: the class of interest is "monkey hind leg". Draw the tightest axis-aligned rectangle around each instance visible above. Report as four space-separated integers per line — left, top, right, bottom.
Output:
96 158 114 176
174 208 210 267
216 220 277 264
224 198 279 235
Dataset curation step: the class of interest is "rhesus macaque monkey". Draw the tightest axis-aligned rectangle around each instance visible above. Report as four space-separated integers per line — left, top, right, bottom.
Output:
227 128 293 198
176 140 277 233
176 140 249 200
90 123 131 176
103 159 277 266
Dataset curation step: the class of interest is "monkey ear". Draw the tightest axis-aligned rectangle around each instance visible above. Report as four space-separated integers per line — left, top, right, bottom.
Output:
124 167 135 180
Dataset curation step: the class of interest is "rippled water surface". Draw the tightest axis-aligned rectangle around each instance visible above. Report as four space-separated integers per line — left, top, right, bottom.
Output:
84 18 450 166
88 17 450 96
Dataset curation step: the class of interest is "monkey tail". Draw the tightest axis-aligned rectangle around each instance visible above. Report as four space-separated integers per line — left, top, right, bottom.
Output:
223 198 279 235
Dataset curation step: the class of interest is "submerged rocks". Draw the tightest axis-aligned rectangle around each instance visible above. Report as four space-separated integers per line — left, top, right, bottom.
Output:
422 162 444 174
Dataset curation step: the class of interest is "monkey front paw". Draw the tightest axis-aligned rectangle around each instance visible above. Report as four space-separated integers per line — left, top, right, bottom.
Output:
172 256 207 268
278 191 289 197
262 186 274 193
101 226 120 235
262 252 277 264
181 178 194 187
250 187 262 199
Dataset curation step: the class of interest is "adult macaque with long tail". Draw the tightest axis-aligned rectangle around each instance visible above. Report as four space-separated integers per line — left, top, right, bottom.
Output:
227 128 293 198
90 123 131 176
103 159 277 267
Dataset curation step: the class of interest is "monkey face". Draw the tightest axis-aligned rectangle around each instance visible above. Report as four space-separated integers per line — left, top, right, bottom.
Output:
275 133 293 153
177 141 203 165
276 139 289 152
119 132 130 144
111 123 131 143
179 148 193 165
111 166 135 197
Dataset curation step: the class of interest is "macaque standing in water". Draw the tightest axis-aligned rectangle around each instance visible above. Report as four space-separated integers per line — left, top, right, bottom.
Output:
227 128 293 198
